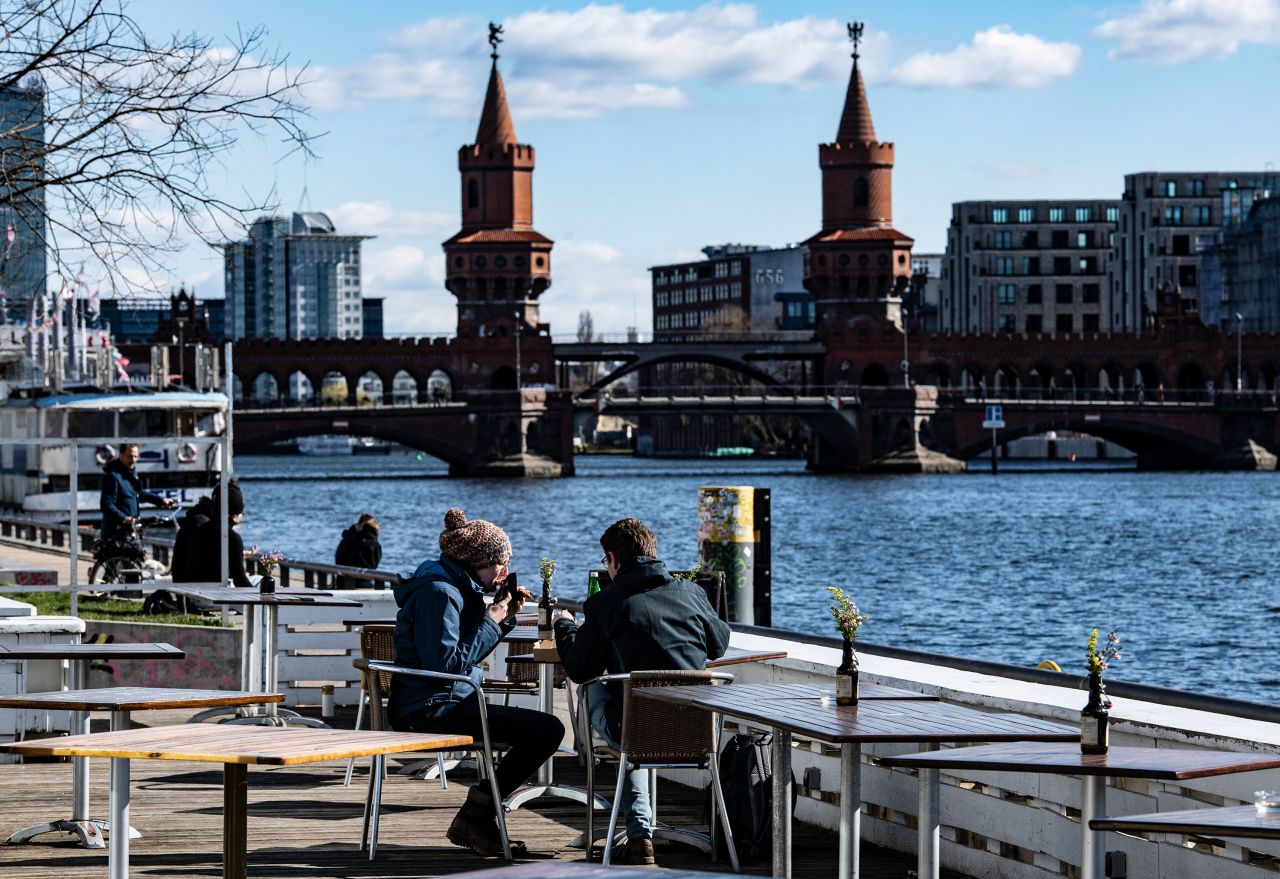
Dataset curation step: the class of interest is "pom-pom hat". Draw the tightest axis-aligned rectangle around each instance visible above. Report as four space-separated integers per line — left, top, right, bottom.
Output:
439 508 511 570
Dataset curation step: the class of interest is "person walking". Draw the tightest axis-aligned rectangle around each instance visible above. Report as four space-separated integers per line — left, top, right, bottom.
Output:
553 518 731 866
98 443 174 544
334 513 381 589
387 508 563 857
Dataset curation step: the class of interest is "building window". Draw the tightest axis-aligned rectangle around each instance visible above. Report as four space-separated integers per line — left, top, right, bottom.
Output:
672 289 683 305
1026 284 1043 304
1017 207 1036 223
715 262 729 278
995 257 1015 275
1106 206 1119 223
1188 179 1205 196
716 283 728 299
1023 256 1040 276
994 231 1013 249
701 285 712 302
1083 314 1100 332
1053 256 1071 274
1056 314 1074 333
1025 314 1042 333
1077 231 1094 248
998 314 1016 332
1191 205 1211 225
656 272 667 286
1079 256 1098 273
992 208 1009 223
467 178 479 209
1164 206 1183 225
1021 230 1038 248
656 292 668 307
997 284 1016 304
1082 283 1100 303
1056 284 1073 304
1163 180 1177 197
854 176 869 207
730 282 742 296
1049 207 1065 223
1223 179 1238 190
729 260 742 274
1074 207 1093 222
1052 229 1069 248
685 268 697 281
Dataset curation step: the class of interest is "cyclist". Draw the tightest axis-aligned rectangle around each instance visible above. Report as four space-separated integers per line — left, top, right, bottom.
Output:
99 443 175 544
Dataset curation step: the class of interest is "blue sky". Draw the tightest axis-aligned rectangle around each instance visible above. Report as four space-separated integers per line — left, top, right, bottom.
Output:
128 0 1280 336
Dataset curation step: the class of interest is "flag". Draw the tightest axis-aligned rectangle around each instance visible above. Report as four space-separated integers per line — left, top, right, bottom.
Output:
2 223 12 261
113 349 131 385
59 279 71 302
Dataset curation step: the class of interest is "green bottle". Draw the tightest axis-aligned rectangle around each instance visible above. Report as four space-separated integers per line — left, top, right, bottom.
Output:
587 571 601 598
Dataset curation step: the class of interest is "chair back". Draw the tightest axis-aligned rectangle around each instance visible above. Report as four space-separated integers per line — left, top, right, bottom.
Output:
359 625 396 731
589 568 729 622
618 669 725 763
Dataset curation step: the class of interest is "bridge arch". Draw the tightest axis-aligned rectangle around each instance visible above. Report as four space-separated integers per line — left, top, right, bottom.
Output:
235 419 475 470
861 362 891 386
285 370 316 404
1177 362 1207 393
1135 362 1162 391
391 369 417 404
427 368 453 403
250 371 279 405
922 361 951 387
582 351 783 397
993 364 1019 395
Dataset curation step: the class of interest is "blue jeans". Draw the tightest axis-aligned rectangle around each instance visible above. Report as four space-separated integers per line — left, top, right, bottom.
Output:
588 682 652 841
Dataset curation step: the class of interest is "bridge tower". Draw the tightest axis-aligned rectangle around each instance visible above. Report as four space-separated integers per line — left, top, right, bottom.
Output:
443 27 553 341
803 23 914 336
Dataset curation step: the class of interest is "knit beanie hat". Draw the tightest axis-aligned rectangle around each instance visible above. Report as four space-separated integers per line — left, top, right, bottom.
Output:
211 479 245 517
439 508 510 570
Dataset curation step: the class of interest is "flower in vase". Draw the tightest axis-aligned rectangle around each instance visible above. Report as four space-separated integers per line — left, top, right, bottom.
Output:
1085 628 1121 675
826 586 869 642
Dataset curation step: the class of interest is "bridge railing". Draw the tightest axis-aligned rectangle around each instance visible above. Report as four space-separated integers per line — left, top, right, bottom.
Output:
576 384 864 401
936 386 1280 407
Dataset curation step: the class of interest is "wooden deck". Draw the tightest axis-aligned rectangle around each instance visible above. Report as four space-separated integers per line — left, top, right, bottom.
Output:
0 708 968 879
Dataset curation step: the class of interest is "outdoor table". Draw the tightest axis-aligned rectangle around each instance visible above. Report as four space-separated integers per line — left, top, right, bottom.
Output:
0 723 473 879
1092 804 1280 839
638 683 1076 879
165 586 361 724
0 643 185 848
880 743 1280 879
0 686 283 846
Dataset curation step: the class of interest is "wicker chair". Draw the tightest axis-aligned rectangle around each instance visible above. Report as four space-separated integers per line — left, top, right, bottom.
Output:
579 669 739 871
354 657 513 862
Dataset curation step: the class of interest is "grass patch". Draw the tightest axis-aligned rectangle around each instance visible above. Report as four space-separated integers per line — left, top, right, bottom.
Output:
23 592 225 627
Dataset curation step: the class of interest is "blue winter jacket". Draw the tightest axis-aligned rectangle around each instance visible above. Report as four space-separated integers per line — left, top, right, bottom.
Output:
99 459 164 542
386 555 514 725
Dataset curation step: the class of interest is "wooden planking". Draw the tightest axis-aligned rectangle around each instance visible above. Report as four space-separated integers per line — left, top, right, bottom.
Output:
1091 805 1280 839
0 723 471 765
0 686 284 711
880 743 1280 780
0 643 185 660
639 684 1077 743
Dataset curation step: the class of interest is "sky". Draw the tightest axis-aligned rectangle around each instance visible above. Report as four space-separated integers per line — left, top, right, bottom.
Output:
125 0 1280 337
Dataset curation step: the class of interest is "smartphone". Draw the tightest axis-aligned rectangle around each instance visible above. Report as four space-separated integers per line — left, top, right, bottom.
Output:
496 571 518 603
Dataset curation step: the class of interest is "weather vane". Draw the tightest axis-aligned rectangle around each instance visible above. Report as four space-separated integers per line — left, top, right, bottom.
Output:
847 21 863 61
488 22 504 61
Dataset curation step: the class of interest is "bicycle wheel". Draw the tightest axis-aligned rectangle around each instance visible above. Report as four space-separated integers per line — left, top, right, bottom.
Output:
89 556 131 585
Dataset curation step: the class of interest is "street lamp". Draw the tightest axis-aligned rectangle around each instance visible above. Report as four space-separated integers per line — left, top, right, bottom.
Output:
513 308 522 392
1236 312 1243 393
901 304 911 389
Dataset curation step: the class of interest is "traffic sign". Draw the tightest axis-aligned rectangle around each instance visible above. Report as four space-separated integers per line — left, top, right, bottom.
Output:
982 404 1005 429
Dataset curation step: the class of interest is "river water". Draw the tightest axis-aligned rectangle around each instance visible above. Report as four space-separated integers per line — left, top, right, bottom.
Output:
234 453 1280 702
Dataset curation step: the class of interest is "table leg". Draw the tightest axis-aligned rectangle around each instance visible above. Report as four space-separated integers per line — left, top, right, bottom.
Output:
771 728 792 879
223 763 248 879
537 660 553 785
917 743 940 879
264 604 278 717
107 755 130 879
839 743 861 879
1080 775 1107 879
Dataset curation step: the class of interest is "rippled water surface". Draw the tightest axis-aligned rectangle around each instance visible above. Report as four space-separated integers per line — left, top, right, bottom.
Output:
234 453 1280 701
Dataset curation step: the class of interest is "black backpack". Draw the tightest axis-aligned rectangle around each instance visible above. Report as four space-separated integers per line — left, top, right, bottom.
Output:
709 731 795 864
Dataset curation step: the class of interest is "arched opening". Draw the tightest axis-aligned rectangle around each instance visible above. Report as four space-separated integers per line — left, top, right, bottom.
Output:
320 370 348 405
491 365 518 390
1136 363 1161 392
251 372 278 405
853 176 869 207
231 374 244 403
467 178 479 209
1098 365 1122 398
860 363 890 386
428 368 452 403
1176 362 1207 393
391 369 417 405
286 371 315 405
358 371 383 406
1026 368 1045 398
994 365 1018 396
923 362 950 387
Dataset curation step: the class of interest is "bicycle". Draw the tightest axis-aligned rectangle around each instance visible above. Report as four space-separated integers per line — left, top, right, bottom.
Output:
88 508 181 586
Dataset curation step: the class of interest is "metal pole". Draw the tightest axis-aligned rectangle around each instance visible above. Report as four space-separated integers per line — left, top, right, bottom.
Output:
917 742 940 879
69 443 79 617
990 426 998 475
514 310 522 392
107 756 130 879
221 342 233 626
1236 313 1243 393
771 728 792 878
1080 775 1106 879
838 743 861 879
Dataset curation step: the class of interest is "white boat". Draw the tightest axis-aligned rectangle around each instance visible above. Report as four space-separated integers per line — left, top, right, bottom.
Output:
0 292 227 520
297 435 354 455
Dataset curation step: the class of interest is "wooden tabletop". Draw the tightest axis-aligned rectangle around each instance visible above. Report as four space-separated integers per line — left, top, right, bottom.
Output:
0 687 284 712
506 645 787 666
879 743 1280 780
706 681 939 702
0 723 472 765
165 585 362 607
1091 805 1280 838
0 643 185 661
452 863 722 879
638 685 1077 744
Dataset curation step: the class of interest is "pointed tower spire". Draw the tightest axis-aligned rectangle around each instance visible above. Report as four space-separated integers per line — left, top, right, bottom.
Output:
475 22 517 146
836 22 876 143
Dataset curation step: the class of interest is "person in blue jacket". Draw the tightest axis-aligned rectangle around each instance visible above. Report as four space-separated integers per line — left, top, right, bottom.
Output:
387 507 563 857
99 443 173 543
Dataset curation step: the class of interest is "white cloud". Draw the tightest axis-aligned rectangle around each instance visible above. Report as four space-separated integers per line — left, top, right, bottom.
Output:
887 25 1081 89
978 160 1049 179
1094 0 1280 63
362 244 444 293
327 201 454 239
540 238 652 336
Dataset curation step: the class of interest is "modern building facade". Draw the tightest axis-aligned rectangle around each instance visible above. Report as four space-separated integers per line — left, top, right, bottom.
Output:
909 252 943 332
1115 171 1278 331
361 297 384 339
1199 196 1280 333
943 200 1119 334
0 79 46 320
650 243 809 340
223 212 371 340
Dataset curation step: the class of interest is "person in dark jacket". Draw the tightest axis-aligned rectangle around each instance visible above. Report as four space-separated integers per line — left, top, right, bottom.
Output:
170 495 214 583
189 480 251 588
99 443 174 543
554 518 731 866
388 508 562 857
334 513 381 588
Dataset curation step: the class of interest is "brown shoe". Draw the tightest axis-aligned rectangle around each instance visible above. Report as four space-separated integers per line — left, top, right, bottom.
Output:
623 837 656 866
